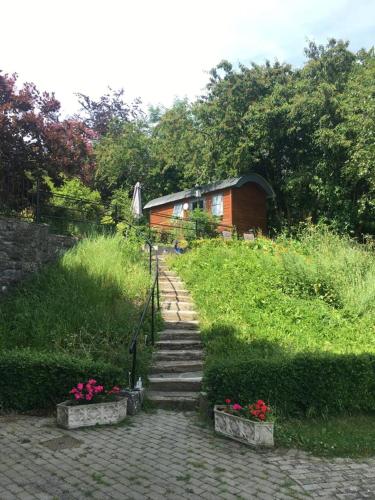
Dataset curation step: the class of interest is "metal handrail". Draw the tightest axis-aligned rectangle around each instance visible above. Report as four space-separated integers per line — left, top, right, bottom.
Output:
150 211 234 231
128 250 160 389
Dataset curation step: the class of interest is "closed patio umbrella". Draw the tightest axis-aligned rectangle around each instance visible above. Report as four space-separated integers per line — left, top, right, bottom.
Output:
131 181 143 219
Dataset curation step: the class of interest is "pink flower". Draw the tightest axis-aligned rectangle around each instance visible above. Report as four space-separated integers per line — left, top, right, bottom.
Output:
225 399 231 405
77 383 84 390
94 385 104 393
88 379 97 385
70 388 77 394
74 393 82 400
86 393 93 401
232 403 243 411
108 386 120 395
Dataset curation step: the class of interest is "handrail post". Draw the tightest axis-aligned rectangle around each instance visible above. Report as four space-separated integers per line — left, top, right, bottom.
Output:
36 177 41 224
156 256 160 311
149 243 152 275
151 286 155 346
131 341 137 390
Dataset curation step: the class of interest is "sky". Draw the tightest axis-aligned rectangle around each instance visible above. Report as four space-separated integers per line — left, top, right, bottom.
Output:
1 0 374 116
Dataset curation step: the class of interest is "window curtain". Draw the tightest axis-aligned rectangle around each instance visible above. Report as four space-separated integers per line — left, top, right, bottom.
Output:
173 203 184 218
211 194 223 216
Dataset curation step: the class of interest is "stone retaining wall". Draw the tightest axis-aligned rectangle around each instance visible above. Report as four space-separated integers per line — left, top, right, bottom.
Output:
0 217 77 292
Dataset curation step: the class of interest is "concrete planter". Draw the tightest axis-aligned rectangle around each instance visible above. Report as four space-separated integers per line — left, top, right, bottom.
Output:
57 397 127 429
214 405 274 447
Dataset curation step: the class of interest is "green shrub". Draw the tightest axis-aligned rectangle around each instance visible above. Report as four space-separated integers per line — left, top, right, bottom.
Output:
189 208 219 239
0 350 124 411
45 176 106 235
205 354 375 417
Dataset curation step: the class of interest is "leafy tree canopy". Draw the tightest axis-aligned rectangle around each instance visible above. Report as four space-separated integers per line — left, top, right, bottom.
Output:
0 71 95 192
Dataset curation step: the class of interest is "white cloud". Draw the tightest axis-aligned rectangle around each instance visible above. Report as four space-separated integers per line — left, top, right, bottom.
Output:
1 0 373 116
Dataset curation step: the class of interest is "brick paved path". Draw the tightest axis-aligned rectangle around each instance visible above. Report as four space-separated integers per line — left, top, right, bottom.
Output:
1 411 375 500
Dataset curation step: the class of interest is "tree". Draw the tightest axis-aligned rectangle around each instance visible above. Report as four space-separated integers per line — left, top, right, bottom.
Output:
0 72 95 197
94 120 154 199
150 99 208 195
76 88 143 137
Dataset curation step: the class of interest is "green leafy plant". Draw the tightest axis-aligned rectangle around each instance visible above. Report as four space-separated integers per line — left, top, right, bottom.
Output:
0 350 124 411
170 226 375 417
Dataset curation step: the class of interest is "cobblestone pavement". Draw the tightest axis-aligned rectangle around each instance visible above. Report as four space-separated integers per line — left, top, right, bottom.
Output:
1 410 375 500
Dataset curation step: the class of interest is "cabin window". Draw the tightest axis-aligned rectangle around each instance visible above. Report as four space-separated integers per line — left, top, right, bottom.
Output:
173 203 184 218
211 193 223 216
190 199 204 211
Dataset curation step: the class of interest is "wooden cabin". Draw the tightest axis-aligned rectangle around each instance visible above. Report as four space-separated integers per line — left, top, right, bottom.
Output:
143 174 275 236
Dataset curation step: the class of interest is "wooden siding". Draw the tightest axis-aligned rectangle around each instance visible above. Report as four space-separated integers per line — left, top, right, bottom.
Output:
149 188 234 233
231 182 267 235
149 202 174 231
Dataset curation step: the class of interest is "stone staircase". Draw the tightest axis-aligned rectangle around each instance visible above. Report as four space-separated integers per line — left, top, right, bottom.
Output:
147 255 204 410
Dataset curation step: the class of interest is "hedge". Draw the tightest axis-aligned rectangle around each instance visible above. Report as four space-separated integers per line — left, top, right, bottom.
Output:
204 353 375 417
0 349 125 411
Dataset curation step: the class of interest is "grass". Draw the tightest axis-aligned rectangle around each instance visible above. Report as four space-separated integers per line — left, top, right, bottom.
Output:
0 233 152 372
170 225 375 362
169 224 375 456
276 415 375 458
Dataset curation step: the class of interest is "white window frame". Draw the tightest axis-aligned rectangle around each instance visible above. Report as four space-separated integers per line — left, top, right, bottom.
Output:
172 203 184 218
211 193 223 216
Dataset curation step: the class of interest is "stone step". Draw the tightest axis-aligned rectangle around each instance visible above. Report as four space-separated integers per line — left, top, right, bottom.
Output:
161 311 198 321
158 330 201 340
158 276 181 283
148 375 202 392
160 290 191 300
163 320 199 330
159 269 178 275
159 274 179 280
154 350 204 361
161 301 195 311
149 261 205 412
150 360 204 373
159 284 188 292
155 339 202 351
147 391 199 410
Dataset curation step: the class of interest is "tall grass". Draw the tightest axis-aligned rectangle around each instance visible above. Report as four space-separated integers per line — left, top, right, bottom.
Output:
278 224 375 316
170 226 375 360
0 234 151 370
